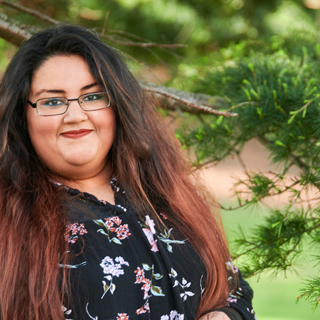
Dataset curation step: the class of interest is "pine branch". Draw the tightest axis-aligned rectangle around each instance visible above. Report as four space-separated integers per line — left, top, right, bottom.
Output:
297 277 320 309
143 83 236 116
0 0 58 25
0 13 32 46
305 223 320 233
0 5 233 117
232 245 258 260
100 11 109 36
257 135 315 183
100 34 186 49
107 28 167 45
282 235 302 260
237 153 249 175
106 28 185 61
221 171 302 211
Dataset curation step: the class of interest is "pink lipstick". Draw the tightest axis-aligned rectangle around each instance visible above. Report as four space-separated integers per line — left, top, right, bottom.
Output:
61 129 92 139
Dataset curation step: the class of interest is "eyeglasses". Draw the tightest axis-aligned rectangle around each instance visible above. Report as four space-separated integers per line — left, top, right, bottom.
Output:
27 92 110 116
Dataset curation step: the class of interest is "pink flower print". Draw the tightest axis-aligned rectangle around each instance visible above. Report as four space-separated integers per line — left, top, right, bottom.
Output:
117 313 129 320
111 216 122 225
145 215 156 234
136 301 150 315
134 267 151 299
141 282 151 299
104 218 115 230
142 215 159 252
65 223 88 243
227 297 238 303
116 224 131 240
143 229 159 252
134 264 164 314
95 217 131 243
134 267 147 283
105 216 122 232
103 217 131 240
160 212 168 219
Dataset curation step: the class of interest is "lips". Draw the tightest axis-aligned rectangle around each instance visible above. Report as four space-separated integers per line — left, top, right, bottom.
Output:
61 129 93 139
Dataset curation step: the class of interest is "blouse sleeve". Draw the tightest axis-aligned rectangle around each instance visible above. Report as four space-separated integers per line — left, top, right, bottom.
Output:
226 268 256 320
206 264 257 320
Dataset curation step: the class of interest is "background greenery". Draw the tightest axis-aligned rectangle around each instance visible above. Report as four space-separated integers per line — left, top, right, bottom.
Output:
222 204 320 320
1 0 320 318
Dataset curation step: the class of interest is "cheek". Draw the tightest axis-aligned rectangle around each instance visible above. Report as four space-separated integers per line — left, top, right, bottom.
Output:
27 117 58 155
95 111 116 144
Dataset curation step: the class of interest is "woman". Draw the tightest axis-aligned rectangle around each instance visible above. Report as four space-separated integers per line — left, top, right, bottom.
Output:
0 24 255 320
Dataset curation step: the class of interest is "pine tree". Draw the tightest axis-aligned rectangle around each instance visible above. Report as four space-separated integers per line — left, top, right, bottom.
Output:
176 32 320 309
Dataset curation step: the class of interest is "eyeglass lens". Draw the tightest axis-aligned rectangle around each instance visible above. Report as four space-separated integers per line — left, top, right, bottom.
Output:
36 92 110 115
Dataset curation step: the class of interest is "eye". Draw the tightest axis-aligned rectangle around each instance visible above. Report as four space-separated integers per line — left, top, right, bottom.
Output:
83 93 103 101
41 98 65 107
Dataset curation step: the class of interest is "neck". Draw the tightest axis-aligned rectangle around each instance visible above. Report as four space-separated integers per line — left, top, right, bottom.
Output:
53 163 115 205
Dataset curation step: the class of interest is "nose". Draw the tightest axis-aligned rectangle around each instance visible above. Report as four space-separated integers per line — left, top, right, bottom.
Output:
63 100 88 123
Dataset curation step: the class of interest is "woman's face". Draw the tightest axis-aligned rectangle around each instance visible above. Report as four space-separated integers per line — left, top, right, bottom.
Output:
26 55 116 180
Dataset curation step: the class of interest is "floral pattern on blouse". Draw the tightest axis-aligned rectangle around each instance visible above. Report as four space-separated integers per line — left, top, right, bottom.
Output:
134 263 164 314
169 268 195 302
141 215 159 252
65 222 88 243
86 303 130 320
62 305 73 320
100 256 129 298
160 310 184 320
59 182 256 320
140 215 186 253
93 217 131 244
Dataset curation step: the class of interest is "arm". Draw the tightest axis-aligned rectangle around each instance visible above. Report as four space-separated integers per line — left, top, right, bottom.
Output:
199 311 234 320
200 265 256 320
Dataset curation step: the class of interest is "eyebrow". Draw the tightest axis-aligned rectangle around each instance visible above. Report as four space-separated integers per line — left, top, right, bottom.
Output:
34 82 99 97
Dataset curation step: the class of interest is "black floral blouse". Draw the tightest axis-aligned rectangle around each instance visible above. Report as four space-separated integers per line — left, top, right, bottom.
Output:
60 180 256 320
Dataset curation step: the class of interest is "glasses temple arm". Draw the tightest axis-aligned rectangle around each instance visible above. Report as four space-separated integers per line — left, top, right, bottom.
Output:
27 100 37 108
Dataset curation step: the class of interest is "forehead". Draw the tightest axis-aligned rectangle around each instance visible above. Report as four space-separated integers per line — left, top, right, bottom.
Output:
30 55 97 96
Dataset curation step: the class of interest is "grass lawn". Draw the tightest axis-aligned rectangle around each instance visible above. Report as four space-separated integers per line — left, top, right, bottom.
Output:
221 204 320 320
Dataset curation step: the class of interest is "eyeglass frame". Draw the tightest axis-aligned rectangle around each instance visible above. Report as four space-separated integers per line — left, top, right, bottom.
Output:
27 91 111 116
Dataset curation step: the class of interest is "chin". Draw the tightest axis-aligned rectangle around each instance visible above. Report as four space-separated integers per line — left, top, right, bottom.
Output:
52 164 102 181
64 150 98 164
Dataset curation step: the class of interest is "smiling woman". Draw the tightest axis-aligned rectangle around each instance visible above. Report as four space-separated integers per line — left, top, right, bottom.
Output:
0 24 255 320
26 55 116 201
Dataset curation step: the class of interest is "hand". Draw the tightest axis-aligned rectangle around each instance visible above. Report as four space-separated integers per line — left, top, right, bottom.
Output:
198 311 231 320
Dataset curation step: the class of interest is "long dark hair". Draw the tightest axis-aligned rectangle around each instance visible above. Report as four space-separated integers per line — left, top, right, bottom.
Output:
0 24 231 319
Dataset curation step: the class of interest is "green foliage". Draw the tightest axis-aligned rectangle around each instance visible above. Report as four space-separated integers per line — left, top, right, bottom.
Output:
175 31 320 309
2 0 315 67
178 34 320 169
298 277 320 310
179 53 320 173
235 208 313 276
